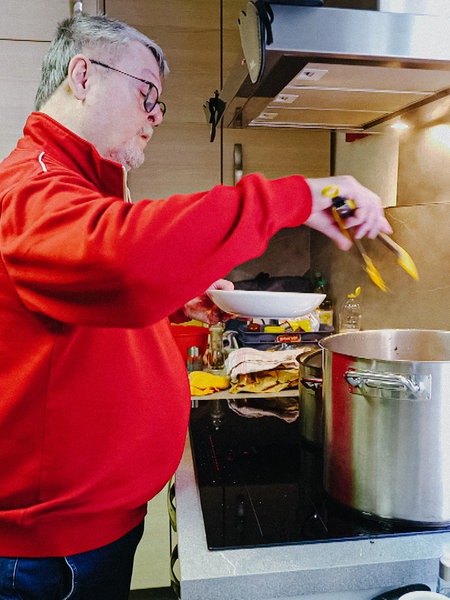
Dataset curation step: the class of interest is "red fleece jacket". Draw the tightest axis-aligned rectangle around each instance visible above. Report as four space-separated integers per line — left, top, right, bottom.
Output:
0 112 313 556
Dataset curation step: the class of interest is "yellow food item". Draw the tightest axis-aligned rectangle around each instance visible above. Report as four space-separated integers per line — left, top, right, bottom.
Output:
288 319 312 332
189 371 230 396
263 326 285 333
229 369 298 394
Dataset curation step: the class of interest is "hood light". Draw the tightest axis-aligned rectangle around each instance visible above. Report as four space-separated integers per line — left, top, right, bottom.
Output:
390 121 409 131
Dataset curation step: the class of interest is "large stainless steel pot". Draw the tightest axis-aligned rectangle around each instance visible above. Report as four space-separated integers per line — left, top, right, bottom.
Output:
298 349 323 445
319 329 450 525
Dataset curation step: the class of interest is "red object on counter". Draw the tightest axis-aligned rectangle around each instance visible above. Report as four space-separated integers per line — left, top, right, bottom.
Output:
171 324 209 360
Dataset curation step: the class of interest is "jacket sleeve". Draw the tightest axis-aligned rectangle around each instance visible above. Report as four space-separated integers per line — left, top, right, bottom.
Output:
1 170 312 327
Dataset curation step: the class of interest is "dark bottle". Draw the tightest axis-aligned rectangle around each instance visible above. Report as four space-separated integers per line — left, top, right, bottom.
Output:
313 272 333 327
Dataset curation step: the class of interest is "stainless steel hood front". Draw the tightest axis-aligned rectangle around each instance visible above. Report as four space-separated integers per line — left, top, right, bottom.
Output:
220 4 450 131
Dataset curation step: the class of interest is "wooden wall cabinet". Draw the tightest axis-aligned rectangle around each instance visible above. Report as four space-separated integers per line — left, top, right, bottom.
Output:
0 0 68 160
0 0 100 160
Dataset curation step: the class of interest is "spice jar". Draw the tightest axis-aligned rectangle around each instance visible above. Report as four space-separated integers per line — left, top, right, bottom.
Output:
207 322 225 374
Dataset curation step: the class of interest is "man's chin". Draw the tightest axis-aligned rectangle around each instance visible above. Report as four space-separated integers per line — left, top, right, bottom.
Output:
110 148 145 171
125 152 145 171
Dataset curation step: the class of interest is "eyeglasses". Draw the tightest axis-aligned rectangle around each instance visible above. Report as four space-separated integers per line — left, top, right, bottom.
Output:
89 59 166 116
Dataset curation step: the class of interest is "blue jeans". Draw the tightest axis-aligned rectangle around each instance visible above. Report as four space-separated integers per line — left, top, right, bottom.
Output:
0 520 144 600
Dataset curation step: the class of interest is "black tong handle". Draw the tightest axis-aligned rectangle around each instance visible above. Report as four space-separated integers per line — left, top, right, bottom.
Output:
332 195 356 219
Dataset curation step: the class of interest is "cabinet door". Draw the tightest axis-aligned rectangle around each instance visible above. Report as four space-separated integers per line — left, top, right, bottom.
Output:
107 0 222 199
0 40 49 160
130 485 171 590
0 0 70 160
0 1 68 40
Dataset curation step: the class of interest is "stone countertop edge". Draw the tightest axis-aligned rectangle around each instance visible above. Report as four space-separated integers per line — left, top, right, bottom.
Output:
174 434 448 600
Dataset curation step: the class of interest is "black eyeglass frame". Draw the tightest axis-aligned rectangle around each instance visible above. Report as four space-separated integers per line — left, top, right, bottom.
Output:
89 59 166 116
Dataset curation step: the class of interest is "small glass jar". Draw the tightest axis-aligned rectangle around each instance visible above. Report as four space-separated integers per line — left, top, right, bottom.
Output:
207 322 225 373
186 346 203 373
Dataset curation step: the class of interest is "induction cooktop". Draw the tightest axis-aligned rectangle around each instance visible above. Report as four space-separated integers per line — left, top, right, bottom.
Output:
189 398 449 551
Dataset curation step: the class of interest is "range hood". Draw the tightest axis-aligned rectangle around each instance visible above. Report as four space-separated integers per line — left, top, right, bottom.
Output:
219 4 450 131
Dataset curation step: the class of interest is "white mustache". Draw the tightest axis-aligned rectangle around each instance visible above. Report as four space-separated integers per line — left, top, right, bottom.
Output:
138 128 153 142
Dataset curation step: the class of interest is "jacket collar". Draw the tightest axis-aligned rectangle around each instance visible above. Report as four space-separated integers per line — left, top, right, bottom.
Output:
23 112 127 200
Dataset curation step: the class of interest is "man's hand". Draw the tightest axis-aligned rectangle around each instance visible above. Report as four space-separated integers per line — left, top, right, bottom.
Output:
183 279 234 324
305 175 393 250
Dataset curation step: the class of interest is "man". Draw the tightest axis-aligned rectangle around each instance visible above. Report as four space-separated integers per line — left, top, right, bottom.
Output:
0 12 392 600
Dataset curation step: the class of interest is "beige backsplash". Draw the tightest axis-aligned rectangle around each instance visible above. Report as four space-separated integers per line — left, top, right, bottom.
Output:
311 202 450 330
310 96 450 331
221 93 450 331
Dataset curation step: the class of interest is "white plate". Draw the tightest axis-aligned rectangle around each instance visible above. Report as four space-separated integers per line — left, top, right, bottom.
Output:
207 290 325 319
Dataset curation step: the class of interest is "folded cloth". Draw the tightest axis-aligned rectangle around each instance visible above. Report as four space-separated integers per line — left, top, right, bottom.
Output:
228 396 299 423
225 346 311 378
189 371 230 396
229 368 298 394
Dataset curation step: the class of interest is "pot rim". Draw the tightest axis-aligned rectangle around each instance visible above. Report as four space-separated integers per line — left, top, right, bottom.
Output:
298 347 322 366
319 328 450 363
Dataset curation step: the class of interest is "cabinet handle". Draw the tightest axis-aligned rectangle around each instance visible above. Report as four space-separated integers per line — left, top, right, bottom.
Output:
170 544 181 599
167 478 177 532
234 143 243 184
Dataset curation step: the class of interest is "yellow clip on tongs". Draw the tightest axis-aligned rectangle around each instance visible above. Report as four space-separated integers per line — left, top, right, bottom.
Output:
322 186 419 292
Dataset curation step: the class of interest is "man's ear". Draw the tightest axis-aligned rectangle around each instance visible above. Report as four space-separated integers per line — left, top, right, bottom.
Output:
67 55 90 100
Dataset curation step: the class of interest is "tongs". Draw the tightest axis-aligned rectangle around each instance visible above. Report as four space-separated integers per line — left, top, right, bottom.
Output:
324 189 419 292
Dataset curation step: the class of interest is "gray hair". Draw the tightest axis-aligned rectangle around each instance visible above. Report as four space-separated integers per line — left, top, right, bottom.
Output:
34 12 169 110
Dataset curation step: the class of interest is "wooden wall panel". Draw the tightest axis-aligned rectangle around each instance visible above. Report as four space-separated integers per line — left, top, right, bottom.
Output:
222 128 330 183
128 123 222 199
107 0 221 124
0 1 69 40
0 1 99 161
108 0 222 197
0 41 50 160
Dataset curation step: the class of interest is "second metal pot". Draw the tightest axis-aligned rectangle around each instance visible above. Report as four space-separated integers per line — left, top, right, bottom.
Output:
319 329 450 525
298 349 323 445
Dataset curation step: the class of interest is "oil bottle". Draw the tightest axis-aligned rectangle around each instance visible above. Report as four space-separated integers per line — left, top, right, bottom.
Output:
313 272 334 327
339 286 362 332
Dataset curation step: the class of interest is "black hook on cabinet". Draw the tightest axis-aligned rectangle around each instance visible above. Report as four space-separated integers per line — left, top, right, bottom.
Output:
203 90 226 143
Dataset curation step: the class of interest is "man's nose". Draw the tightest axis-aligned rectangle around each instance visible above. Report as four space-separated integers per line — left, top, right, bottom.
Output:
147 103 165 126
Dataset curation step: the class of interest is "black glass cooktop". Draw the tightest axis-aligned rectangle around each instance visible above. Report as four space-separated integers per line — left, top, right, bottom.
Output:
189 398 448 551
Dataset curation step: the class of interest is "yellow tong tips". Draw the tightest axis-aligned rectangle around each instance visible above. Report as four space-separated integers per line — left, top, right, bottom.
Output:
377 233 419 281
322 186 419 292
353 238 388 293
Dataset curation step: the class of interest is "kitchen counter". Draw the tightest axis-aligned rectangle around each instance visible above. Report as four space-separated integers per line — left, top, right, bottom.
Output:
175 431 450 600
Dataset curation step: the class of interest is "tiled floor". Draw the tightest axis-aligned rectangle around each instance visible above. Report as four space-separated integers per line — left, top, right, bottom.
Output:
129 588 177 600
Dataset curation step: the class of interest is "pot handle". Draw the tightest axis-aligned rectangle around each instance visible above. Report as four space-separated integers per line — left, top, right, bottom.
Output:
300 376 322 390
345 369 421 394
